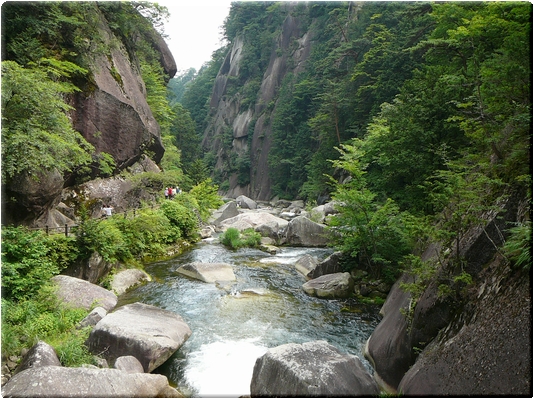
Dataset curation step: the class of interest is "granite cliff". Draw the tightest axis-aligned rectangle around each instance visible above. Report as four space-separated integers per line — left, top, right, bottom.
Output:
2 4 176 227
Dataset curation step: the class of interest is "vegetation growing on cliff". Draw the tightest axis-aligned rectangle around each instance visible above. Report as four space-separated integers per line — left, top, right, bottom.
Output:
174 2 531 292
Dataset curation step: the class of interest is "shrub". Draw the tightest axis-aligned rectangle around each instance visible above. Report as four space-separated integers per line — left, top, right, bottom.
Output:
189 178 224 221
1 226 61 302
221 227 241 249
220 228 261 250
76 218 130 263
160 200 198 240
2 284 94 366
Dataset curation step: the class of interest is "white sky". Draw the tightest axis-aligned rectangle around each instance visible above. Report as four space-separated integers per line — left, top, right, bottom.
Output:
156 1 233 75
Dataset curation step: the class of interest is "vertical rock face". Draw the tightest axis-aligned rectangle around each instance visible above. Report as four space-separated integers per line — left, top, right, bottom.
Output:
3 6 175 227
202 9 312 200
70 11 168 171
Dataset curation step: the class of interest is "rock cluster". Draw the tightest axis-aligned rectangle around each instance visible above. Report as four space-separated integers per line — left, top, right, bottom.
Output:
2 276 190 397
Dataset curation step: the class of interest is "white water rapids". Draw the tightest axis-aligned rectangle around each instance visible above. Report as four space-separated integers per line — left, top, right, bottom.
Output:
117 241 380 397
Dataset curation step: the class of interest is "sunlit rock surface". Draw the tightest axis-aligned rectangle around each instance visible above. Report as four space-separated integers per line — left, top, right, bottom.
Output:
250 340 378 396
86 302 191 372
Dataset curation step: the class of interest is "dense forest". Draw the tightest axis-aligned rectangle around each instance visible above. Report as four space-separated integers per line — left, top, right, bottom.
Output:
1 0 532 395
170 1 531 277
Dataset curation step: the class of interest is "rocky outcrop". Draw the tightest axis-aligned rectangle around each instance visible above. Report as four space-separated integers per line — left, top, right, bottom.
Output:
177 262 237 283
51 275 117 311
365 193 531 395
302 272 354 299
285 216 328 247
2 5 174 228
86 302 191 372
71 10 165 172
13 341 61 375
202 6 313 200
110 268 151 296
2 366 180 397
307 251 343 279
250 340 379 396
397 254 531 396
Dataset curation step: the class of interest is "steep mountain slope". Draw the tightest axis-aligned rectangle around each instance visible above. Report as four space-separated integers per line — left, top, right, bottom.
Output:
2 2 175 226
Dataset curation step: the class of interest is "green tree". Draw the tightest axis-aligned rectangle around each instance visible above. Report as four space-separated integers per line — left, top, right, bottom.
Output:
328 140 413 279
1 59 93 184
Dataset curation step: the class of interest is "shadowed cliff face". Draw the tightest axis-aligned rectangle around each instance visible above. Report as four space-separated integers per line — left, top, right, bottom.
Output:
202 12 312 201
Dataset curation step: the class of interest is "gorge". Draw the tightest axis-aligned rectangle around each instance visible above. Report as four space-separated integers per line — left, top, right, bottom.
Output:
1 1 532 397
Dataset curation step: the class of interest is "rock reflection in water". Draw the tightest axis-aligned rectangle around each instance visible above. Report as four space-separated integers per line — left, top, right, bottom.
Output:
117 242 380 397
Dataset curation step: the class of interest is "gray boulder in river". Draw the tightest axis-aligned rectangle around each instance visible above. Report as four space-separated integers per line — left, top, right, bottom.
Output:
250 340 379 396
285 216 328 247
177 262 237 283
302 272 354 299
86 302 191 372
2 366 180 397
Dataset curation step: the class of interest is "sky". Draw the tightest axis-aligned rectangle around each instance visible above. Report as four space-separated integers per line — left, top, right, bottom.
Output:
157 1 233 76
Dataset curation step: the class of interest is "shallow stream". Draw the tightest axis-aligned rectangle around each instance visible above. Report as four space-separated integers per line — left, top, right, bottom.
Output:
117 239 380 397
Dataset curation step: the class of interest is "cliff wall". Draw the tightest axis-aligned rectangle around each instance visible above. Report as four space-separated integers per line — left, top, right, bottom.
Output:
3 5 176 227
202 7 313 201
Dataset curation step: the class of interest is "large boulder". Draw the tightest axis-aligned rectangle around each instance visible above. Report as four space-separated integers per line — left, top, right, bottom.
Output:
51 275 117 311
110 268 151 296
211 201 240 225
177 262 236 283
14 341 61 374
219 212 288 233
364 274 414 392
2 366 180 397
236 195 257 210
302 272 354 299
307 251 343 279
285 216 328 247
86 302 191 372
294 254 319 277
250 340 379 397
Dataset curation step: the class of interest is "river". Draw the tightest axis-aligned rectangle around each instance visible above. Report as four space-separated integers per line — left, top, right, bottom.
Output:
117 239 381 397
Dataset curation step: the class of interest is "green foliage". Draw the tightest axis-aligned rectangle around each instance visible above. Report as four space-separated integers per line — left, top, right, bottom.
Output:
2 285 94 367
160 201 198 240
76 217 130 263
1 59 93 184
189 179 224 221
503 221 532 271
220 228 261 250
1 227 65 302
327 140 416 278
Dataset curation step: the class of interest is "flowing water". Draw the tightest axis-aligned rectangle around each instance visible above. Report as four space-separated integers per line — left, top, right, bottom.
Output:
117 239 381 397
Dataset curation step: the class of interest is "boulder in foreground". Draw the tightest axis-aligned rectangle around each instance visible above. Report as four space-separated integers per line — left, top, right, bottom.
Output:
2 366 180 397
86 302 191 372
250 340 378 397
285 216 328 247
